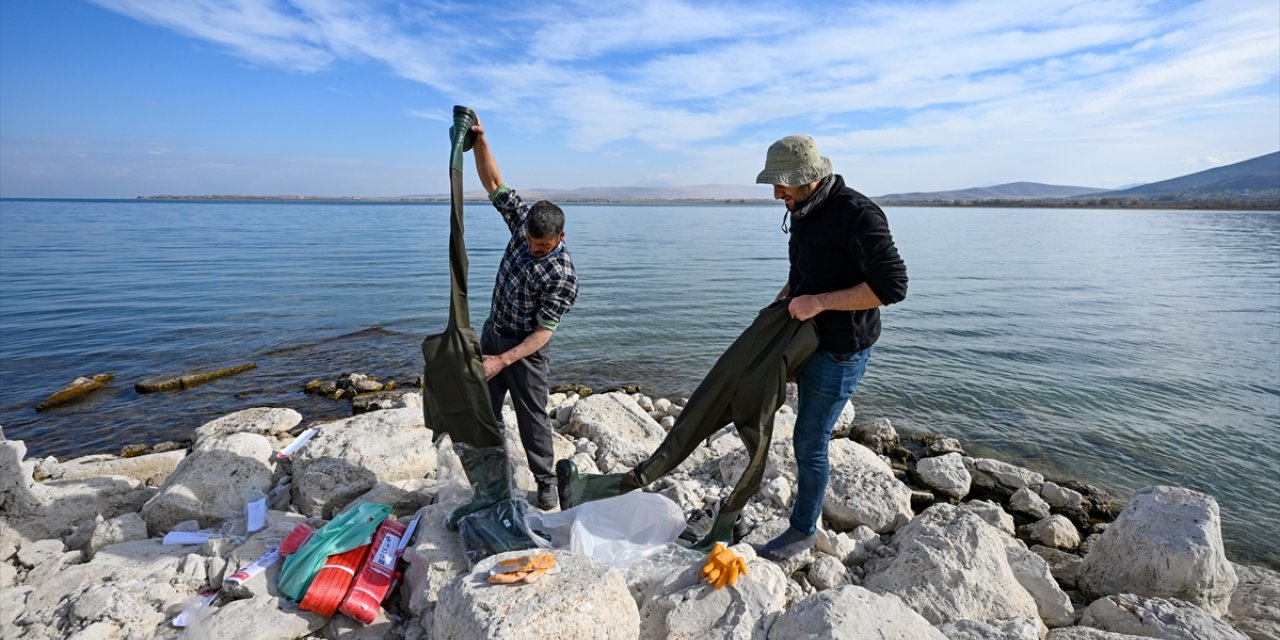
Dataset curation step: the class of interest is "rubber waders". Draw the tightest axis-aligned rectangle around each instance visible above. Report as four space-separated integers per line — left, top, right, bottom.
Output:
420 105 513 529
445 444 513 531
555 300 817 553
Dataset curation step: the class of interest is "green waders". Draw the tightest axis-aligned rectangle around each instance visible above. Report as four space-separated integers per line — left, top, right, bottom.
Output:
558 299 818 551
420 106 511 530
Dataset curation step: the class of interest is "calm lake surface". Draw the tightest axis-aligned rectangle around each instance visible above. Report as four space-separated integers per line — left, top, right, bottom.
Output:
1 198 1277 567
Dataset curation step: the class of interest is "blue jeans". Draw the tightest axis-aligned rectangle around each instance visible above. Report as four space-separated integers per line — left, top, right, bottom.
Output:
790 346 873 534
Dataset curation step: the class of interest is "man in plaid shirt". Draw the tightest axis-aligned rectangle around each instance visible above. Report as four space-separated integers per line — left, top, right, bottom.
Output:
470 114 579 510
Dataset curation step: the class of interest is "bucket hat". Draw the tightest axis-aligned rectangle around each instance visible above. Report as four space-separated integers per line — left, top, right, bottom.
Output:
755 135 832 187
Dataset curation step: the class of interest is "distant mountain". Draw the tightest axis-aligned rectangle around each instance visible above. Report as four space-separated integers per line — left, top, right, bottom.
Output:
1091 151 1279 199
492 184 774 202
874 181 1107 202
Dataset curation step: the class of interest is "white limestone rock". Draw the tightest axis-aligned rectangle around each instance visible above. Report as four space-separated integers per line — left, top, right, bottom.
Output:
1002 537 1075 627
1077 486 1237 616
1079 593 1249 640
767 585 948 640
936 617 1044 640
1039 481 1085 516
189 594 326 640
863 504 1041 627
1011 487 1052 519
435 550 637 640
291 407 436 518
192 407 302 447
1023 515 1081 551
565 392 667 472
84 513 148 561
1031 545 1085 591
916 452 971 500
639 543 786 640
808 554 848 591
961 499 1017 536
1046 628 1149 640
401 503 468 639
43 449 186 486
850 415 896 454
823 439 913 533
967 457 1045 498
140 431 275 534
1227 562 1280 640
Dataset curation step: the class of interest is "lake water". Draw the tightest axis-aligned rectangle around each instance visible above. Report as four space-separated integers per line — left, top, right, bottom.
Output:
1 198 1277 568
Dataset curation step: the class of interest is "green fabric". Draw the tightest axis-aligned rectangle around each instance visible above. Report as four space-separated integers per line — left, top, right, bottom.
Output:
277 502 393 601
489 183 512 201
536 317 559 332
557 300 817 551
421 105 504 449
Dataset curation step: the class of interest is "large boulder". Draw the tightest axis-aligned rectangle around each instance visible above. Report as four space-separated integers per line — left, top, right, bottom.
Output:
291 407 436 517
0 431 40 517
401 502 468 639
1227 562 1280 640
767 585 947 639
564 392 667 472
434 550 637 640
863 504 1041 628
822 439 913 533
639 543 786 640
140 431 275 534
967 457 1045 498
915 452 971 500
191 407 302 447
1079 594 1249 640
1077 486 1237 616
14 538 209 638
1002 538 1075 627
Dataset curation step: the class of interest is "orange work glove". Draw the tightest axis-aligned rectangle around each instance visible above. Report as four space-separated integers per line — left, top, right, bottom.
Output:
701 542 748 589
487 553 557 584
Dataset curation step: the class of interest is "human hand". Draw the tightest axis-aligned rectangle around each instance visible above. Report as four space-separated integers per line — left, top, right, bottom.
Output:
482 355 506 380
701 542 748 589
787 295 823 321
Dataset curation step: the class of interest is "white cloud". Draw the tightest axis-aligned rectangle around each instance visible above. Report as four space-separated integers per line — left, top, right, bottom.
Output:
65 0 1280 193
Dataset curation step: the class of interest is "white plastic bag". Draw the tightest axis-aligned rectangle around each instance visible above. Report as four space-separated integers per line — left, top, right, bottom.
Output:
525 491 686 569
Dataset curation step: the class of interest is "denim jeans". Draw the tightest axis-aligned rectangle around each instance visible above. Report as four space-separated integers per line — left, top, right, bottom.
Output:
790 345 873 534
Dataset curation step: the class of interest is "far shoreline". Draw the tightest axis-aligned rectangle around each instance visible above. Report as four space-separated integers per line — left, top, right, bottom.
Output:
3 196 1277 211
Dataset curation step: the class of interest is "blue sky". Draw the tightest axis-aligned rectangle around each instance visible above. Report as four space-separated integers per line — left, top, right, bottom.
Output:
1 0 1277 199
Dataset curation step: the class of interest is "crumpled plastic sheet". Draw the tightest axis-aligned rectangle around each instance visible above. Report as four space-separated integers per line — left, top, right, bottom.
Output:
525 491 688 569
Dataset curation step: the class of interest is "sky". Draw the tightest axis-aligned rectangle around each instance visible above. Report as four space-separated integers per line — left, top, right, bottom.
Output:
1 0 1277 199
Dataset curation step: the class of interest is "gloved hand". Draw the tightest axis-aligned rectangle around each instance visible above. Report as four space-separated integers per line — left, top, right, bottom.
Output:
701 542 748 589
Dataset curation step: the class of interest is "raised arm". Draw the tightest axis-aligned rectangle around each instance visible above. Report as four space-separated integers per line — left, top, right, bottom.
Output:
470 118 504 195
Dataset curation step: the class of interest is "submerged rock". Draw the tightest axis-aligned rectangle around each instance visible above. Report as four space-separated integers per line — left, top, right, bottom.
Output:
35 373 115 411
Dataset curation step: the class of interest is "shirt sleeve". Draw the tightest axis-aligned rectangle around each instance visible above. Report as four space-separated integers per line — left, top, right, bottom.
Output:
535 269 579 331
489 183 528 234
851 202 908 306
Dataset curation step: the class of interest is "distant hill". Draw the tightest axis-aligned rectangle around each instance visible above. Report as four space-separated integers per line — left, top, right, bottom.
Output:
488 184 774 202
1090 151 1279 199
875 181 1107 202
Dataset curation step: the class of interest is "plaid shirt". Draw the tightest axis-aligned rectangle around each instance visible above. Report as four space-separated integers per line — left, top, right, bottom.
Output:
488 185 579 334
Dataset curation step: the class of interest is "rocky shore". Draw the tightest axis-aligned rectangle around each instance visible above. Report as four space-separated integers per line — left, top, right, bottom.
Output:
1 387 1276 640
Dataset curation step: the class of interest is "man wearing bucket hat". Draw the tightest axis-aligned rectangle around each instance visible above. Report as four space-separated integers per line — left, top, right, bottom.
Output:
754 135 908 560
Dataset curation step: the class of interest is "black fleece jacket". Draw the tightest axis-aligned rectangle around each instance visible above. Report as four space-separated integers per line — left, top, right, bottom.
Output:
787 174 908 353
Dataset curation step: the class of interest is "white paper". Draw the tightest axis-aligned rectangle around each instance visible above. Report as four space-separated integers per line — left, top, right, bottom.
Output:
275 427 317 459
163 531 215 546
397 514 421 554
246 495 267 533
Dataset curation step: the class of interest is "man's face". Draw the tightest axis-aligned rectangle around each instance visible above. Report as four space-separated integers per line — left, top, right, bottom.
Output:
773 181 819 211
526 231 564 258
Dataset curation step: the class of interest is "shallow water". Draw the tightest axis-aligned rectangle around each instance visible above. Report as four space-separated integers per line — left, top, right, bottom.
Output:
1 199 1276 567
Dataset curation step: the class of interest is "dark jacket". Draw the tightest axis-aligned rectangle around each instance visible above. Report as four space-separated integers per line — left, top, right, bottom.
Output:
788 174 908 353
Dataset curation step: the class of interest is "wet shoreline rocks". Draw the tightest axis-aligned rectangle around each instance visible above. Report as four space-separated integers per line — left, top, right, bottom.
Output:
2 389 1276 640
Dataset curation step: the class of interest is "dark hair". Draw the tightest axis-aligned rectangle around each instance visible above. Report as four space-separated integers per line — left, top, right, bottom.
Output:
525 200 565 238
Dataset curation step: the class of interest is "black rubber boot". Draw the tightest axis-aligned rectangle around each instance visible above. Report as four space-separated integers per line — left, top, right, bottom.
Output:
446 444 512 531
555 459 640 510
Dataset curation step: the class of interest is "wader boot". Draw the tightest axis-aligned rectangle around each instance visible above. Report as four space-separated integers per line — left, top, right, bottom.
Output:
557 299 817 552
445 444 512 531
